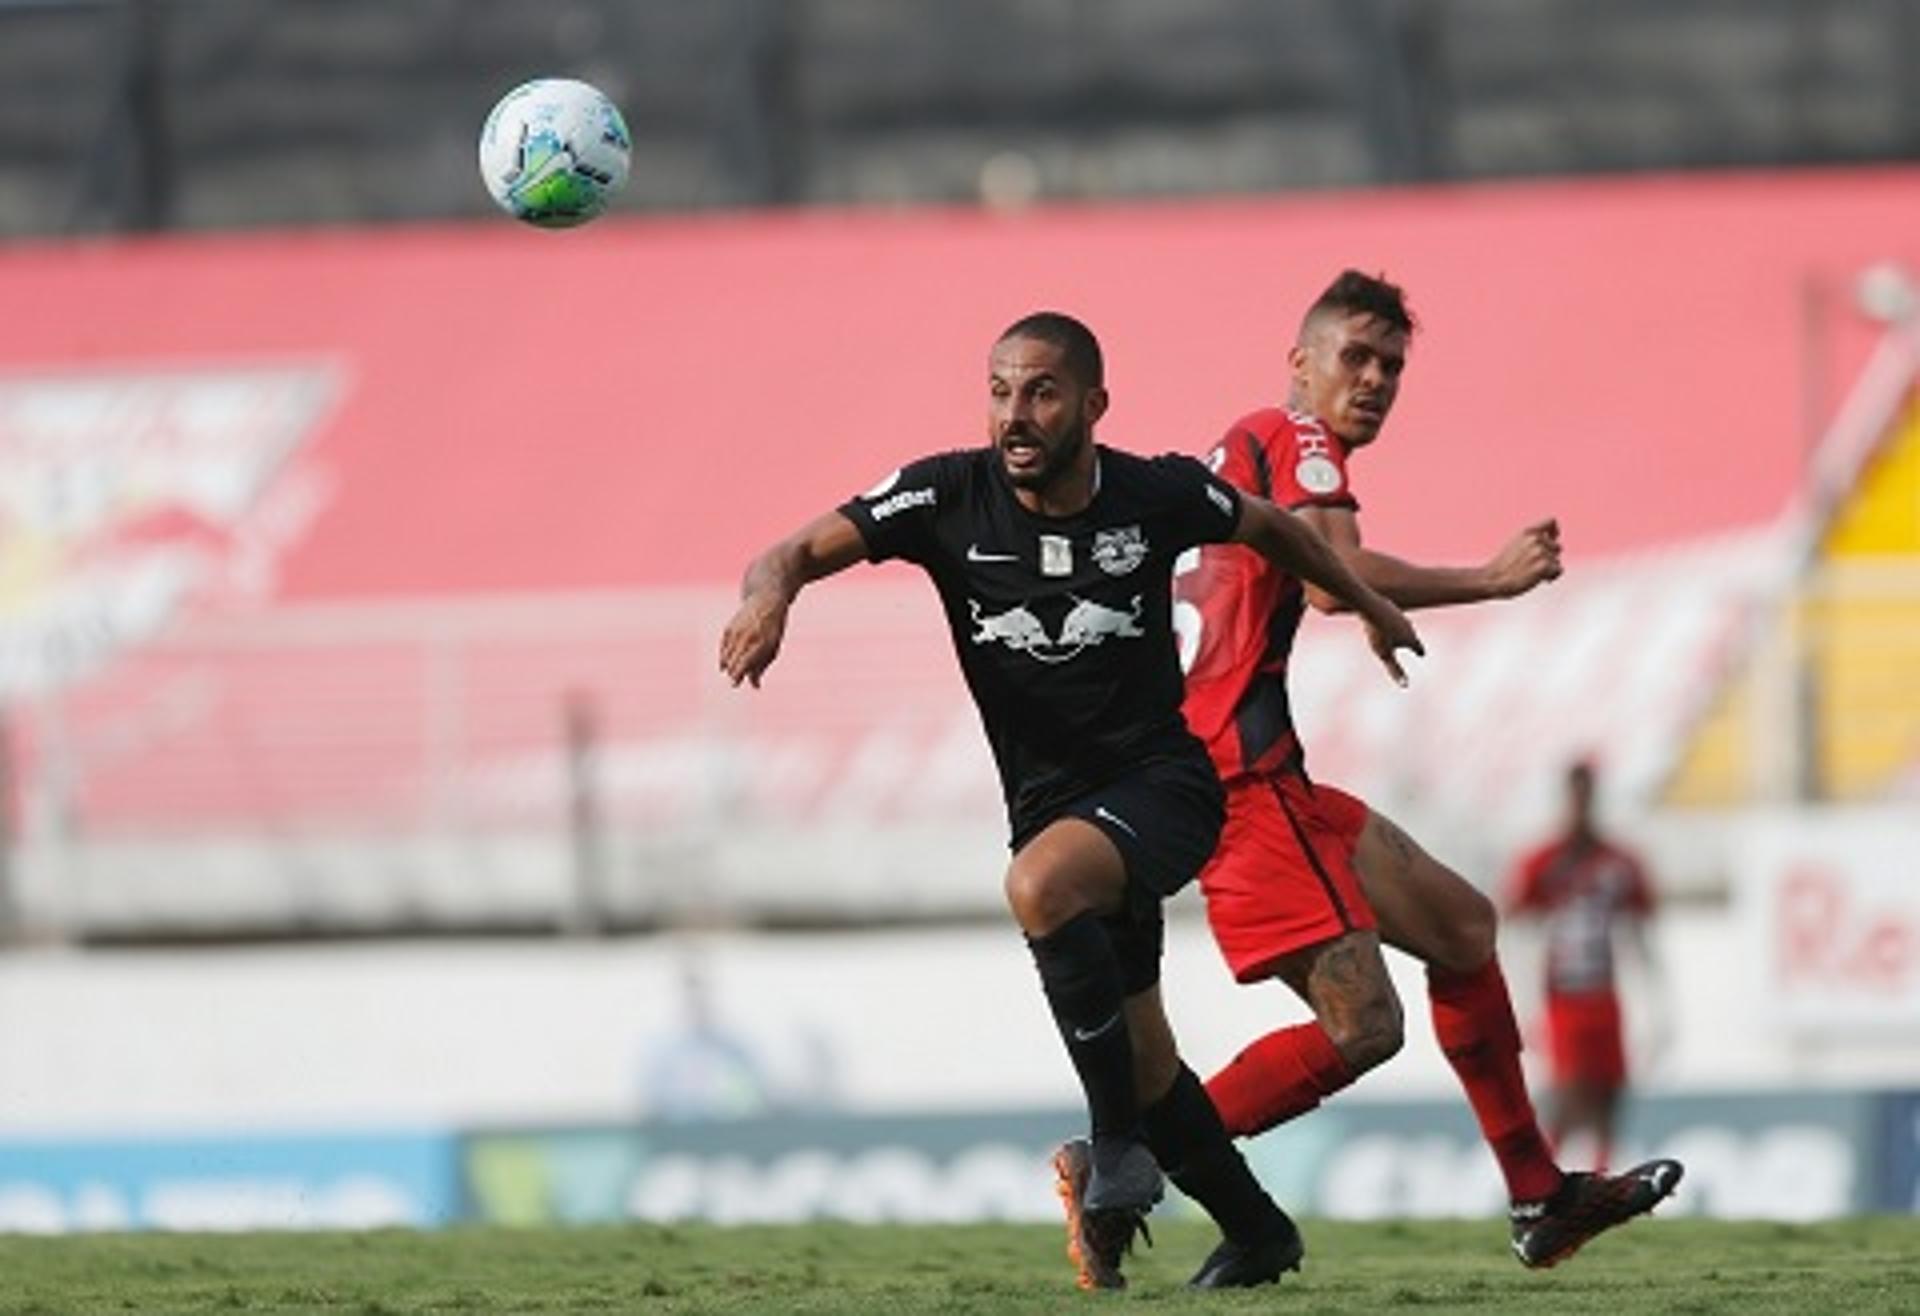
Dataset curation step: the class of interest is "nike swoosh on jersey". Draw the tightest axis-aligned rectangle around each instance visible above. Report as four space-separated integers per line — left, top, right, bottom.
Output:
1094 805 1139 838
1072 1013 1122 1042
967 544 1020 562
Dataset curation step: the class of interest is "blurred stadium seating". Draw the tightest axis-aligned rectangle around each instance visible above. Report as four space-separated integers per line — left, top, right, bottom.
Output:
3 163 1918 937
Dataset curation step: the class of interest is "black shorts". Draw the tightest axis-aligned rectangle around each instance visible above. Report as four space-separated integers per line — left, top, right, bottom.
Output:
1058 756 1226 902
1047 756 1225 994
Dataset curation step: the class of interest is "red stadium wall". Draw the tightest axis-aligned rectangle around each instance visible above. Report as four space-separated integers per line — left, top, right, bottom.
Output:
5 168 1918 915
7 166 1917 606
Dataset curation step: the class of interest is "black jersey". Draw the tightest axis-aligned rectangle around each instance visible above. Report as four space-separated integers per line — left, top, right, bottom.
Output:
839 444 1244 843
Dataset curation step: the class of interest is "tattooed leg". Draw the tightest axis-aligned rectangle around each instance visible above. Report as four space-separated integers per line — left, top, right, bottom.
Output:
1206 928 1405 1138
1275 930 1405 1074
1356 810 1498 974
1353 808 1564 1201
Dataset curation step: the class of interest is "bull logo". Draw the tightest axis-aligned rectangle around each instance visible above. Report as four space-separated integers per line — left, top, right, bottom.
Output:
969 599 1051 653
970 595 1145 664
1092 525 1148 576
0 364 340 697
1059 596 1145 645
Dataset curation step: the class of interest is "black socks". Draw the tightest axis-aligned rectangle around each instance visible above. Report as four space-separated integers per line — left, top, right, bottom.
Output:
1030 918 1290 1247
1027 911 1137 1138
1143 1064 1290 1244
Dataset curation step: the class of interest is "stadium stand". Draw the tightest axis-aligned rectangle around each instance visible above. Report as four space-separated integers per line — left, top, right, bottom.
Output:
1667 399 1920 807
3 1 1918 235
3 167 1916 936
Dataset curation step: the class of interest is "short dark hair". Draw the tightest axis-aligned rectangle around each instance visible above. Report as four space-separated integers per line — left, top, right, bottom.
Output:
1302 270 1416 338
997 311 1104 387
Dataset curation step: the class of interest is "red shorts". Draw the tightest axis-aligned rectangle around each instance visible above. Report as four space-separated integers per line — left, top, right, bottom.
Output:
1199 773 1378 983
1545 993 1627 1088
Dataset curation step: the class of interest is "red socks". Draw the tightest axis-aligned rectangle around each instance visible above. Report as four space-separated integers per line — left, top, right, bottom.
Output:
1428 957 1563 1203
1205 1022 1354 1139
1205 956 1565 1206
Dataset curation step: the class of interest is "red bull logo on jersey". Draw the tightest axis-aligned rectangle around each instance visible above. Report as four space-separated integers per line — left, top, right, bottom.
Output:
0 363 340 695
1091 525 1148 576
968 599 1051 653
969 594 1144 664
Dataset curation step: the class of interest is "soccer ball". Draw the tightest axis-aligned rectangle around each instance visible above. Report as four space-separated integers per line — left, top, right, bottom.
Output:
478 78 631 228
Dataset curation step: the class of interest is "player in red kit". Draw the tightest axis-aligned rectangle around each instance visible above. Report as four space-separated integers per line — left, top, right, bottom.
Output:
1507 758 1662 1172
1159 270 1679 1274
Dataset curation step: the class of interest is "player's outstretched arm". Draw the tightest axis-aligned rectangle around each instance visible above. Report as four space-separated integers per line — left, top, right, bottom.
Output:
719 510 868 688
1297 506 1562 613
1233 494 1424 685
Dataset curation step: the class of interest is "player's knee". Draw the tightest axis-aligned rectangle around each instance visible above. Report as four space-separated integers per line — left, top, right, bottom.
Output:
1003 863 1083 935
1002 865 1049 931
1323 992 1404 1075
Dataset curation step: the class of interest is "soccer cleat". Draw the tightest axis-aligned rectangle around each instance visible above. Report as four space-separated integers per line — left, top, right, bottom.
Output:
1187 1215 1306 1289
1510 1157 1685 1269
1051 1137 1162 1291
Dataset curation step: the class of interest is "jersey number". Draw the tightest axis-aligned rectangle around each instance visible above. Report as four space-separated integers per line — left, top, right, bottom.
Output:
1174 445 1228 674
1172 547 1202 674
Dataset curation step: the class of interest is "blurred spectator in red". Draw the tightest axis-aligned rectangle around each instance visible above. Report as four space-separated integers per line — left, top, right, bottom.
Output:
1505 758 1662 1170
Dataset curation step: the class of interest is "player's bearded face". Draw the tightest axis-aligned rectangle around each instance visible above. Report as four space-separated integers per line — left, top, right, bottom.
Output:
1293 313 1408 448
1000 412 1089 490
988 339 1102 491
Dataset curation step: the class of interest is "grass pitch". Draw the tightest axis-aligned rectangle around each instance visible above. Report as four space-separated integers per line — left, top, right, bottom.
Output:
1 1217 1916 1314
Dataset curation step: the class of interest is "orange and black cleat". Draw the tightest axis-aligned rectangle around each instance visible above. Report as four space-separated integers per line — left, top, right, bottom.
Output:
1050 1137 1160 1291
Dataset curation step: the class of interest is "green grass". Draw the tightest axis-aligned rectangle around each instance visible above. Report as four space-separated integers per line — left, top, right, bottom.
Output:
1 1218 1917 1315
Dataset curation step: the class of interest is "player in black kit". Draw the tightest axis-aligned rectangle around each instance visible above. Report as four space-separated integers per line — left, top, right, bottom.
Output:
719 313 1422 1291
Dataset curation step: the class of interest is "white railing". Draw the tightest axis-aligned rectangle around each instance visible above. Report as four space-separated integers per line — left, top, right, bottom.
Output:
6 583 1011 936
0 555 1841 936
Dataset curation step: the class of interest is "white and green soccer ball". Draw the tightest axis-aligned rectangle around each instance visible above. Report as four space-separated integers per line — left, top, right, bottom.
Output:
479 78 631 228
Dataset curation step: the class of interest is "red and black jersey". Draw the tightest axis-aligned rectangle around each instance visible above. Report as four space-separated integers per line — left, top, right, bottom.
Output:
1507 836 1655 997
1177 408 1358 784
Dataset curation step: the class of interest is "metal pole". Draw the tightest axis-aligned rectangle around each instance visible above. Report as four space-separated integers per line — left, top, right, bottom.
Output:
123 0 173 232
565 687 607 936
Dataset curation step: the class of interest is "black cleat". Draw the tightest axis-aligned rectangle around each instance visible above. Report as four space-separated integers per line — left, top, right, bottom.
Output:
1051 1137 1162 1291
1187 1214 1306 1289
1511 1157 1685 1269
1084 1135 1165 1213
